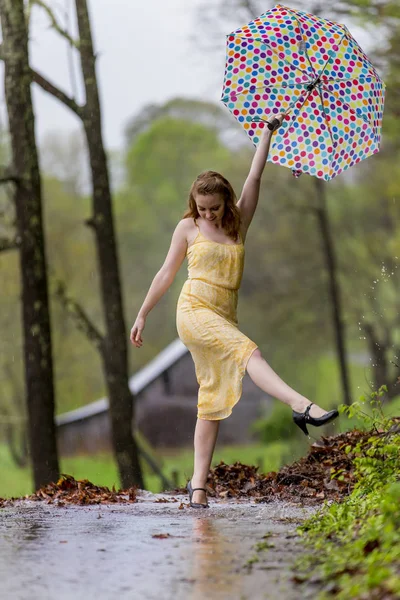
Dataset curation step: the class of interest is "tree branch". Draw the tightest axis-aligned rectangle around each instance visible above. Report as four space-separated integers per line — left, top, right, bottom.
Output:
0 175 20 185
51 276 104 353
0 236 20 253
31 0 80 49
84 217 96 230
31 69 84 118
1 43 84 118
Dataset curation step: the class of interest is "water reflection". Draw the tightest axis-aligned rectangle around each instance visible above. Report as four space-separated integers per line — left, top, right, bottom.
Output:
0 506 50 548
189 518 242 600
0 504 259 599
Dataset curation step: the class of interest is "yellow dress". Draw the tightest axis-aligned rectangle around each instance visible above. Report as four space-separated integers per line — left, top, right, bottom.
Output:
176 221 258 420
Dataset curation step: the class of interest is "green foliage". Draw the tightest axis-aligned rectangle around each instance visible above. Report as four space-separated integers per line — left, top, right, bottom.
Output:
124 97 240 147
125 116 230 198
297 388 400 599
252 401 300 444
339 384 400 431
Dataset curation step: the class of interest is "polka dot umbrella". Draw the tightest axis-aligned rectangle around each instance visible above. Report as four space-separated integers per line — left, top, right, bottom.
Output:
221 4 385 181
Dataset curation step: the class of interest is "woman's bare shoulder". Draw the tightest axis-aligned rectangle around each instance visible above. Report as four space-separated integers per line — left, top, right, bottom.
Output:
175 218 197 244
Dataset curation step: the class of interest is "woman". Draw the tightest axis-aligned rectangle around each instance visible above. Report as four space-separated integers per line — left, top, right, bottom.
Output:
130 114 338 508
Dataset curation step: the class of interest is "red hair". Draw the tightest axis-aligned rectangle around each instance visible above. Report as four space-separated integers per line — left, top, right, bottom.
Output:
183 171 241 240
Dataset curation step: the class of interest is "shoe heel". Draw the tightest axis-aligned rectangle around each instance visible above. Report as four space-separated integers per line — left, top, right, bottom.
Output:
187 480 209 508
293 412 309 436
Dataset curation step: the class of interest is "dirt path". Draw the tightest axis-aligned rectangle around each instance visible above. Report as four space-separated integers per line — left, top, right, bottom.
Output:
0 491 320 600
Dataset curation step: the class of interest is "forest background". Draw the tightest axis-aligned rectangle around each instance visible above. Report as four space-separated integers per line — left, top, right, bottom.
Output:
0 0 399 490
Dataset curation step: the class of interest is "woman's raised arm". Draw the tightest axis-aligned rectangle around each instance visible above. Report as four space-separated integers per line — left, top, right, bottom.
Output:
130 219 189 347
237 113 285 234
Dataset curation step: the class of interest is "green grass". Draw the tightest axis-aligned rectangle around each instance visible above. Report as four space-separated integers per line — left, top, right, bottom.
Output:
298 402 400 600
0 440 288 499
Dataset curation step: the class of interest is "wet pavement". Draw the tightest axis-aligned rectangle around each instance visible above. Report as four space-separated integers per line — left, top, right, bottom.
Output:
0 491 319 600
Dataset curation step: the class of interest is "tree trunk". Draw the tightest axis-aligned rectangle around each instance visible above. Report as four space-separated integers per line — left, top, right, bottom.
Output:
75 0 143 488
0 0 59 488
314 179 352 406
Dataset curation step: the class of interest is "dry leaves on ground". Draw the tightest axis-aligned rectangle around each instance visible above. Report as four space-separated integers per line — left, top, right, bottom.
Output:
24 474 137 506
1 429 380 508
206 429 371 505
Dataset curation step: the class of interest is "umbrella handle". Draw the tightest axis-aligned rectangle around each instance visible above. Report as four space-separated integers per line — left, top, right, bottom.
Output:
251 112 288 131
251 114 286 131
266 118 281 132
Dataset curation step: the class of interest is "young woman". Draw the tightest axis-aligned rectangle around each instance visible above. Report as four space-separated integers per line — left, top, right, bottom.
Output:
130 114 338 508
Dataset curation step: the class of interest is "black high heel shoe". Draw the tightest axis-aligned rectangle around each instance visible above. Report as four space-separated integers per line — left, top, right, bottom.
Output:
187 480 209 508
292 403 339 436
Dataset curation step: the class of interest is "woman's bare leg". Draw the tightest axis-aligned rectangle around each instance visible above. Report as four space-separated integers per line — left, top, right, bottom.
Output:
246 349 329 418
191 418 220 505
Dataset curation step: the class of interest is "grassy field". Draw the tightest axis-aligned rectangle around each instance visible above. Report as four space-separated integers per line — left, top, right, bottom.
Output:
0 440 293 499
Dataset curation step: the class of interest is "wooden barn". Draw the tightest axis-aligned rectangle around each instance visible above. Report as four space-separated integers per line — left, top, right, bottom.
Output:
56 339 271 456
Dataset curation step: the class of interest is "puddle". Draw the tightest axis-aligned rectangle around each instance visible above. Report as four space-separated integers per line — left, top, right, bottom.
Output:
0 496 318 599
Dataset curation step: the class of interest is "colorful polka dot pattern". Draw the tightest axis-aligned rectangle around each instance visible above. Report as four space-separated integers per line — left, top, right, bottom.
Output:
221 4 385 180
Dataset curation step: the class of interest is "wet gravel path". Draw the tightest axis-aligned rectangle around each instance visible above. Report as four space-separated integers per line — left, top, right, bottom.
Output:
0 491 320 600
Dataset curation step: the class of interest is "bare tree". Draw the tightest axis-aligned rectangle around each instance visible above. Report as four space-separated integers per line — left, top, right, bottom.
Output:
0 0 59 488
29 0 143 487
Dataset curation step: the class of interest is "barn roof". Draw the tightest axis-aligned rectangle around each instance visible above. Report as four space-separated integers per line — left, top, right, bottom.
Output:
56 338 188 426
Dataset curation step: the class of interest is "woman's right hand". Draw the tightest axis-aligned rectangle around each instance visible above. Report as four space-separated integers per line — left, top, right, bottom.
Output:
130 316 146 347
266 112 285 132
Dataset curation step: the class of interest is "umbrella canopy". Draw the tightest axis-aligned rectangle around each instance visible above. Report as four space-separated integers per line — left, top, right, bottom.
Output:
221 4 385 181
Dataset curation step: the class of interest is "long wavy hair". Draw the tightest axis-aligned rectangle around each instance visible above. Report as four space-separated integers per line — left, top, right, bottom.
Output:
183 171 241 240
